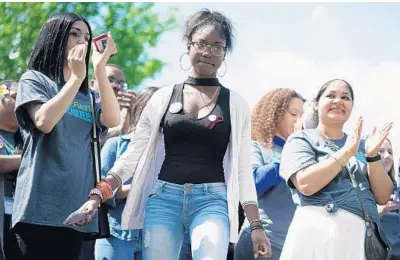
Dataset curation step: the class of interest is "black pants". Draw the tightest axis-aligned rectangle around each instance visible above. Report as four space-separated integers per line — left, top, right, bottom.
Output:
4 215 24 260
14 223 84 260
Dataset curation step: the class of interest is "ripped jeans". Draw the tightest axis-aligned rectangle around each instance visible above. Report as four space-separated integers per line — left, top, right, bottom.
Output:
142 180 230 260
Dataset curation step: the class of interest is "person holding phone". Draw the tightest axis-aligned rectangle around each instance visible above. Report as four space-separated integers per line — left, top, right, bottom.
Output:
279 79 393 259
378 138 400 260
69 9 271 260
12 12 120 260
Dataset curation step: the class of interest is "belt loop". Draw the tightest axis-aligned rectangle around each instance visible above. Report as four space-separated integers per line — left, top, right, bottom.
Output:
158 180 165 192
203 183 209 195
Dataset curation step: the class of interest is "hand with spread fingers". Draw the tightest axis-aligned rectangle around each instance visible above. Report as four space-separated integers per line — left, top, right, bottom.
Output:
365 122 393 157
251 228 272 259
116 90 136 135
117 90 136 110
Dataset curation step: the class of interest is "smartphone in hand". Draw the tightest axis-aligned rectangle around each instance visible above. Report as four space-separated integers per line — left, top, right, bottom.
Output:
93 33 117 56
63 208 98 225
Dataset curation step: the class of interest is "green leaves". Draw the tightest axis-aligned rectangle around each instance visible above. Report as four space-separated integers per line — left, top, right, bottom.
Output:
0 2 178 89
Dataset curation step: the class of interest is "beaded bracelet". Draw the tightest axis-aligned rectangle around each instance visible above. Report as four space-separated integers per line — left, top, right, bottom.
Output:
250 219 264 232
97 180 113 203
89 187 104 202
250 223 264 232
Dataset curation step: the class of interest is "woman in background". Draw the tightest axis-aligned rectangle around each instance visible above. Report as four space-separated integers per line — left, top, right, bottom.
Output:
378 138 400 260
234 88 304 260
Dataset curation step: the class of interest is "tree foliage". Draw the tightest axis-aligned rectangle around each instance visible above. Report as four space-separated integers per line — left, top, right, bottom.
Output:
0 2 177 88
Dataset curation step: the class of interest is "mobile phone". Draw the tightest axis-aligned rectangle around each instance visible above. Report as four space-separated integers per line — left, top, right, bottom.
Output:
93 33 117 56
63 209 98 225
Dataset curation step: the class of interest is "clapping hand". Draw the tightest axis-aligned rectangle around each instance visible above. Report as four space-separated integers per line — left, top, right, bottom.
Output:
365 122 393 157
343 117 363 157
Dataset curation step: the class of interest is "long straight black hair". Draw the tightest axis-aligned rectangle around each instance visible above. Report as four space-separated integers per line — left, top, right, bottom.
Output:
28 12 92 92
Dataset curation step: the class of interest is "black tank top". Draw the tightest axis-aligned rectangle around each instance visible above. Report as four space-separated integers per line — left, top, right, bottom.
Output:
158 83 231 184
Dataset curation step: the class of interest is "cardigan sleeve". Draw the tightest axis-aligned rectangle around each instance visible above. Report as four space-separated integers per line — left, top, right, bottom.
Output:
107 89 164 186
237 100 258 207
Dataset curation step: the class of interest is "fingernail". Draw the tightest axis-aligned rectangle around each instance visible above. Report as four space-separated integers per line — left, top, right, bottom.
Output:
254 254 257 259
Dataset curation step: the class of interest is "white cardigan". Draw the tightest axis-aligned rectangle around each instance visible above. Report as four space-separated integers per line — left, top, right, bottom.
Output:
108 84 258 242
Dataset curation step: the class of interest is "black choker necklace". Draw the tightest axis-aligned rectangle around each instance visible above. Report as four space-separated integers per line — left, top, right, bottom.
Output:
184 76 221 87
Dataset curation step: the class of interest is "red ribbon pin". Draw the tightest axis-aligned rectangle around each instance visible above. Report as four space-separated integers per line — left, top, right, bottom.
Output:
206 116 223 129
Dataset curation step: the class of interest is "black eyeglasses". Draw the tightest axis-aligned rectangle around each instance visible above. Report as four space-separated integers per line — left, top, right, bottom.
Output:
190 42 227 57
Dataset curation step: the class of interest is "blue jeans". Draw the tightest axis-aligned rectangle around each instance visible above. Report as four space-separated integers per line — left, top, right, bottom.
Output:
142 180 230 260
178 232 192 260
95 236 141 260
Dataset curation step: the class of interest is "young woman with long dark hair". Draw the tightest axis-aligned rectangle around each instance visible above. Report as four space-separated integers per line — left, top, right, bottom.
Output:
13 12 120 260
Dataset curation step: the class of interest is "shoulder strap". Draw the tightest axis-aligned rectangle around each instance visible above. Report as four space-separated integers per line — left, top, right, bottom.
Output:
160 83 183 127
89 91 102 184
344 166 372 223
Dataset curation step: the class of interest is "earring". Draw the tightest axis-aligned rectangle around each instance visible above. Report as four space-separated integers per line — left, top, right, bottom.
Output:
218 60 227 77
179 53 191 71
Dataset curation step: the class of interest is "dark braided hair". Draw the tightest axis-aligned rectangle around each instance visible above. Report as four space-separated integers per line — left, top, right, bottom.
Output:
28 12 92 92
183 9 235 54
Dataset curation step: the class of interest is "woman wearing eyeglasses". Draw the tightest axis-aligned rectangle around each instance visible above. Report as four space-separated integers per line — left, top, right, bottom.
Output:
71 9 271 260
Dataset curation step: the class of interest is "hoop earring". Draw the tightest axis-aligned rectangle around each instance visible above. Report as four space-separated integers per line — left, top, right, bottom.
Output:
218 60 227 77
179 53 191 71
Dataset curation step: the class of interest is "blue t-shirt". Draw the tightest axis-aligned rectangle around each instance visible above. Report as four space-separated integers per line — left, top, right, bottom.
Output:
13 70 107 233
280 129 380 224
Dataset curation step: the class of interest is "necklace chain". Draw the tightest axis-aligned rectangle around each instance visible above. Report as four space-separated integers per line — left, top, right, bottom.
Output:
198 87 220 111
184 86 220 111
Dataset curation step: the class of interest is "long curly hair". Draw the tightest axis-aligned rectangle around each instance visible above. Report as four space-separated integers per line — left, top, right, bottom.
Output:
252 88 304 147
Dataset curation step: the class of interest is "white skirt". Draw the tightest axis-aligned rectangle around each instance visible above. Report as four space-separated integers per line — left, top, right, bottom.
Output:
280 206 366 260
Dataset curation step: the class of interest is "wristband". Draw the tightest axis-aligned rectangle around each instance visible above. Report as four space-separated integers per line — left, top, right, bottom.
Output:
366 154 381 163
89 188 104 202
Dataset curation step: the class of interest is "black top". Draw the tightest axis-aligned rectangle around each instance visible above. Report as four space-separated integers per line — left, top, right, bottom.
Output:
158 83 231 184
